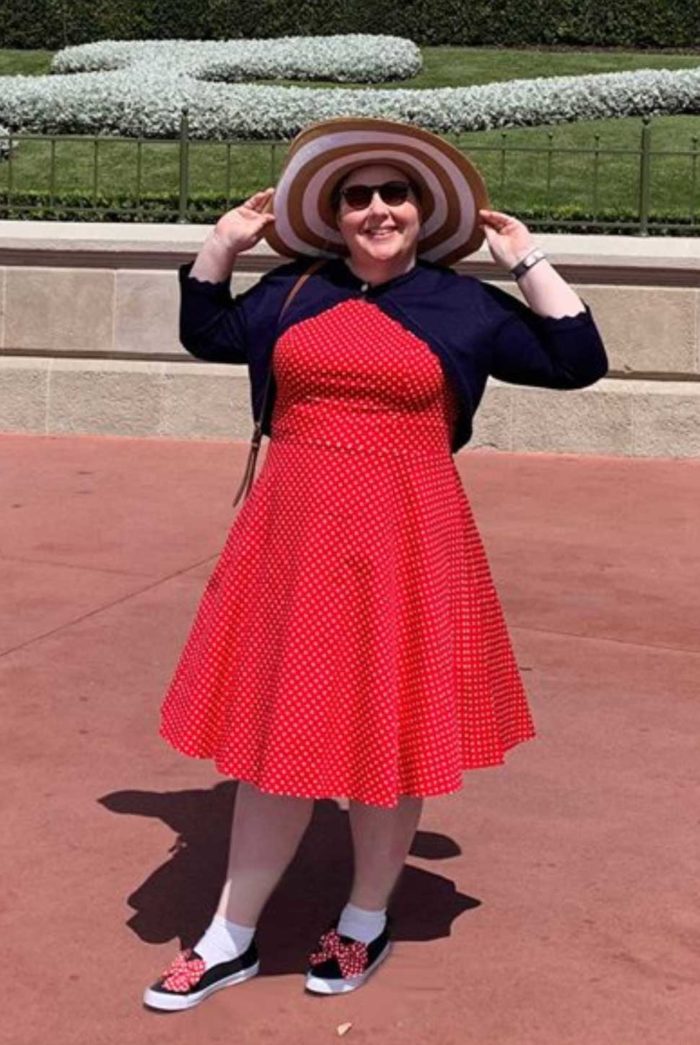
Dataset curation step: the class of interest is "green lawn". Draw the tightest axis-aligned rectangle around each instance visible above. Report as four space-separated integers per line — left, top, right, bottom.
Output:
3 44 698 83
1 46 698 226
418 46 700 87
0 49 53 75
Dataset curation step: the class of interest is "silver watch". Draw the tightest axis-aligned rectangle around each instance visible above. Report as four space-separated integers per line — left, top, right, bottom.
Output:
510 248 546 281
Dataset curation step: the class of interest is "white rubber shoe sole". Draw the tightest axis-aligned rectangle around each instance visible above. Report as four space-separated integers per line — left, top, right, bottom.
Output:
143 960 260 1011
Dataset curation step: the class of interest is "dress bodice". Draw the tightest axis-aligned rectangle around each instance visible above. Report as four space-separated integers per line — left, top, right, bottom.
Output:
271 299 460 457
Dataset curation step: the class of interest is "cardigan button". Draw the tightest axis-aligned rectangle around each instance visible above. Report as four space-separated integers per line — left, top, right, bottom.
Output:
360 282 369 293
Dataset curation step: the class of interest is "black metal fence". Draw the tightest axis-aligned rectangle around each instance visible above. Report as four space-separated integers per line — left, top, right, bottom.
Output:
0 112 698 233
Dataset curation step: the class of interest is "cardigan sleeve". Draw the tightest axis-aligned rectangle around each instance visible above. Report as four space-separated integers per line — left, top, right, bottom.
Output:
178 260 262 364
477 279 609 389
178 257 313 363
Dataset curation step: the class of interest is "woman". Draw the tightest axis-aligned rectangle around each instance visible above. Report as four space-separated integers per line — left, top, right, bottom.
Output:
144 118 608 1009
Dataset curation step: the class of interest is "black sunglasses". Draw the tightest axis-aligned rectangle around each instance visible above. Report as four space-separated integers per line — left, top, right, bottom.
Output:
338 180 416 210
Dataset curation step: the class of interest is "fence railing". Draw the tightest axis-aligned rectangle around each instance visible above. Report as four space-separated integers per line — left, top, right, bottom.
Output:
0 112 698 233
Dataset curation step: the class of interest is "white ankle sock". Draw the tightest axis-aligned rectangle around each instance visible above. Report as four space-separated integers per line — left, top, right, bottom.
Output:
337 902 387 944
193 914 256 968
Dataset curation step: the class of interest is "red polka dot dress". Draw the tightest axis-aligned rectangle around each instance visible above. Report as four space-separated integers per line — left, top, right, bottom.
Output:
160 298 536 808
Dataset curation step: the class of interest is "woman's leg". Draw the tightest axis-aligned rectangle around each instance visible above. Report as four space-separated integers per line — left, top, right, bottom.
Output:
347 795 423 910
304 796 423 994
215 780 315 925
146 783 315 1004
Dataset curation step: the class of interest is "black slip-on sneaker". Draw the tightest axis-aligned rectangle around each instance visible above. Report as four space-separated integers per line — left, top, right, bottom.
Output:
143 940 260 1011
305 914 393 995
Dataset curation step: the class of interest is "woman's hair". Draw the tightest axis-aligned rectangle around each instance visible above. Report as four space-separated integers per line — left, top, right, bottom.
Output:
330 169 422 212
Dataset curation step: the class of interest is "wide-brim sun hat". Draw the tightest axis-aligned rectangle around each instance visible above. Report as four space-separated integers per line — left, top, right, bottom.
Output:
263 117 490 266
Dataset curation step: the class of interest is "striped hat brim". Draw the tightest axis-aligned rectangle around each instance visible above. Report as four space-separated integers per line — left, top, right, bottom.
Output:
263 117 490 266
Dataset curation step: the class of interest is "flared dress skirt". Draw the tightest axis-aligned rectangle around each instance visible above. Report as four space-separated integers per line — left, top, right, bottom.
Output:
160 298 536 808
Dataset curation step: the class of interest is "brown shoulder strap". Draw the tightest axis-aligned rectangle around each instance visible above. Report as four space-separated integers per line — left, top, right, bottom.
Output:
231 257 328 508
279 258 328 321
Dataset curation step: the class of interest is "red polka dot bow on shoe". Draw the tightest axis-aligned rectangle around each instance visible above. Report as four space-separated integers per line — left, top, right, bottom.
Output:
160 949 206 992
309 929 369 978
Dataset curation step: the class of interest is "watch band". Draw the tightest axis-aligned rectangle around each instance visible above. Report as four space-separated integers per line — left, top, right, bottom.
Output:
510 248 546 281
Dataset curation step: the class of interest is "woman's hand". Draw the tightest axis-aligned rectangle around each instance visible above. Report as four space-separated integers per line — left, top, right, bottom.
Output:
190 188 277 282
478 209 538 271
212 188 277 255
479 207 587 317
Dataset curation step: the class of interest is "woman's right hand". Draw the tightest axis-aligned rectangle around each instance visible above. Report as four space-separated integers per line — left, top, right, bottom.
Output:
212 188 276 255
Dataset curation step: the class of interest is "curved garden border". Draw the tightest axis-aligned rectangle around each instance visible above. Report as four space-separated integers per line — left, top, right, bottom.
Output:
0 37 697 142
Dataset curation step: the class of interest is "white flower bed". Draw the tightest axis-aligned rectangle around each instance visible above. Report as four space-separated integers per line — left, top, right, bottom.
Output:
0 37 696 141
51 36 422 84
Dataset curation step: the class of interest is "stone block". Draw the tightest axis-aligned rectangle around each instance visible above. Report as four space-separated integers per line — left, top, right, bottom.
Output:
48 358 162 436
229 272 262 296
470 382 512 450
112 269 263 358
0 267 6 348
511 379 634 455
0 356 49 432
4 268 114 351
114 269 180 355
5 359 700 460
577 285 698 375
631 381 700 458
159 362 251 439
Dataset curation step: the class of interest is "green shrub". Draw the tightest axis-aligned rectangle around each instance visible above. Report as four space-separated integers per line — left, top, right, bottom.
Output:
1 0 699 50
0 189 696 235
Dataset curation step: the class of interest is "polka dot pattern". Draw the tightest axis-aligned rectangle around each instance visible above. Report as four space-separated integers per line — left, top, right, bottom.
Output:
160 299 536 808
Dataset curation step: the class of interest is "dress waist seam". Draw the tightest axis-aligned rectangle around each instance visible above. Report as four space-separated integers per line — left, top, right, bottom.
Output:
269 432 452 458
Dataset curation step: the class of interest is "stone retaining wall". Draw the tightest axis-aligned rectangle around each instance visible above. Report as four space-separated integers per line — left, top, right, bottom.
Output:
1 221 698 456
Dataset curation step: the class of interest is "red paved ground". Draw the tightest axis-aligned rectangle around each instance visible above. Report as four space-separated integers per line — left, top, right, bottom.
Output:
2 433 698 1045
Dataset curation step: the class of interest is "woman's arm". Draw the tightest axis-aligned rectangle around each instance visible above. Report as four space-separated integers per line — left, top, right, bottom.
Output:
478 207 585 318
510 254 586 319
180 189 276 363
477 208 609 388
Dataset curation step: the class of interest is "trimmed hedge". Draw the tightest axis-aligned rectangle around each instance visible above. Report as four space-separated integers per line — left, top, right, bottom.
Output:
0 191 696 236
1 0 699 51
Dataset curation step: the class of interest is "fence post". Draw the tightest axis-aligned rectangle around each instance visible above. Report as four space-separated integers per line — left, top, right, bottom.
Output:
7 131 13 208
178 108 190 224
638 115 652 236
691 136 699 226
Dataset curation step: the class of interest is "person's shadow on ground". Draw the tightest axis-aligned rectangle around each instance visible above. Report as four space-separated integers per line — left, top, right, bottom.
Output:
99 782 479 976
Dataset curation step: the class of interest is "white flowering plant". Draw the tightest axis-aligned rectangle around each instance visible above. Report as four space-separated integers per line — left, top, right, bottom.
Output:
51 36 423 83
0 37 696 141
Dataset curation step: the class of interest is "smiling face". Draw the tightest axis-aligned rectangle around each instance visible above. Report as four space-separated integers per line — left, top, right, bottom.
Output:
334 163 422 270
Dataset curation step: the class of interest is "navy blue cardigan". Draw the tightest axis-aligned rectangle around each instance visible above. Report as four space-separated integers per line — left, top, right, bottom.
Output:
179 255 609 453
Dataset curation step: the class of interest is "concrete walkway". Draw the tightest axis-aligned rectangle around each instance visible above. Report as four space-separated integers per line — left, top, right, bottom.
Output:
2 433 698 1045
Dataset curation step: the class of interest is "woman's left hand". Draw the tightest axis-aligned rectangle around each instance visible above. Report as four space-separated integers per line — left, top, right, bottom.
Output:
478 209 538 271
